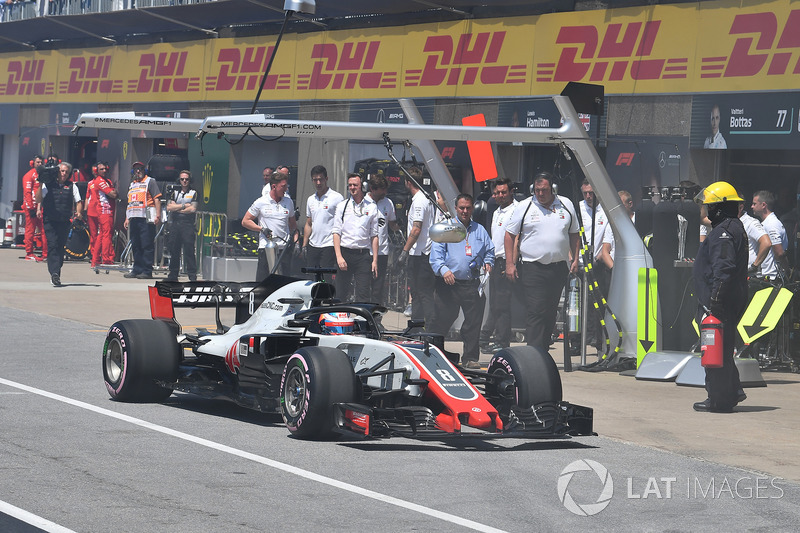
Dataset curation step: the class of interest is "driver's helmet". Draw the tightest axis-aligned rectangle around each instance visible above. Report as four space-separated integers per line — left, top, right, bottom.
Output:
319 312 355 335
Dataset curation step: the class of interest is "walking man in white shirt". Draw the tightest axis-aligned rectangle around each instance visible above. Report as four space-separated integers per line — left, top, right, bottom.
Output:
505 172 580 352
332 173 379 302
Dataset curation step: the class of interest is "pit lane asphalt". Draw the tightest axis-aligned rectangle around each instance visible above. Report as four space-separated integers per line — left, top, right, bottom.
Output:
1 249 799 532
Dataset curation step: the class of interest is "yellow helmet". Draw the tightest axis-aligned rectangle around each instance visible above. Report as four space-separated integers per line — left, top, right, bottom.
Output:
693 181 744 205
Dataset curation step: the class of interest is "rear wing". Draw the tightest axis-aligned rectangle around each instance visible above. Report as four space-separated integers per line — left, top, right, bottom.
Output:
149 275 301 325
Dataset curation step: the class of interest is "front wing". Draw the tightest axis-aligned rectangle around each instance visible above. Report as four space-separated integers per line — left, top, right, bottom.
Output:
333 401 594 440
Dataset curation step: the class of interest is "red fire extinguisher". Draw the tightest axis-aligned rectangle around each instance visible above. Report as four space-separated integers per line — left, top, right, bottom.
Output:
700 314 724 368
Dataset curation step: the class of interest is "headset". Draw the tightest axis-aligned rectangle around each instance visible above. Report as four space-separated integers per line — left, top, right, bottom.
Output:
29 155 44 168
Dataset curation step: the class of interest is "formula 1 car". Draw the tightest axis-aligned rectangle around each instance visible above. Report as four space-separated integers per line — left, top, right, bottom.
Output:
102 270 593 440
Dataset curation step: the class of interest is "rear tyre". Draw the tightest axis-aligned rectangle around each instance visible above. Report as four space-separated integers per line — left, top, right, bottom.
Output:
487 346 562 410
103 319 180 403
280 347 357 439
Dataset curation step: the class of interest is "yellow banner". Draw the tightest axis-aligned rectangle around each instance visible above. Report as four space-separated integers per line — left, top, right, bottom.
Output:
1 0 798 104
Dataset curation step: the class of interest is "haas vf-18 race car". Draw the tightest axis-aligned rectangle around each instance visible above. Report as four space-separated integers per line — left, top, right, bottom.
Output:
102 271 593 440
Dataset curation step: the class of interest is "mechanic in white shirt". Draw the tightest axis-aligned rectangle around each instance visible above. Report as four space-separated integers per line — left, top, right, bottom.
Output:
332 173 379 302
398 166 437 328
479 177 518 352
578 180 609 266
505 171 579 352
242 171 298 280
302 165 344 271
578 180 611 349
365 174 399 306
752 190 789 279
737 203 771 274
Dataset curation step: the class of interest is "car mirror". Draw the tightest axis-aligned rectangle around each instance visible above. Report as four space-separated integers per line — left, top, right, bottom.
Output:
429 220 466 243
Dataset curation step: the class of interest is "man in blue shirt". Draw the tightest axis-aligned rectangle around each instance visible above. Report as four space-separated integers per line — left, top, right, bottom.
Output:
430 194 494 368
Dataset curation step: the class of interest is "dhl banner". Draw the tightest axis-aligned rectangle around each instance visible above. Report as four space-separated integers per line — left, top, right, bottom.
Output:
1 0 799 104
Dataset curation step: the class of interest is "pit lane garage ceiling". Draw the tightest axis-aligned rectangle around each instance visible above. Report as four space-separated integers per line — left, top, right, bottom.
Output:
0 0 574 52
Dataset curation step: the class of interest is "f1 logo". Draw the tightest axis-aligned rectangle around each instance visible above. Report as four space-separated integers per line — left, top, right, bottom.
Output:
616 152 635 166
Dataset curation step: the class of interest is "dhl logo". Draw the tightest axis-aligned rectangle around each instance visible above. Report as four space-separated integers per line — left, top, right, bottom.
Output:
206 46 291 92
540 21 686 83
59 56 122 95
297 41 397 90
703 10 800 78
128 52 200 93
406 32 526 87
0 59 54 96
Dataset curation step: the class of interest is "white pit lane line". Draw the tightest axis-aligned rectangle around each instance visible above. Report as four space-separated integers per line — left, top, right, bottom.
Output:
0 500 77 533
0 378 507 533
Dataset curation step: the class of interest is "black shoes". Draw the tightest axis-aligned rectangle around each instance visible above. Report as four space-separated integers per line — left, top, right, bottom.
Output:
50 274 61 287
693 399 734 413
123 272 137 278
165 275 179 282
136 272 153 279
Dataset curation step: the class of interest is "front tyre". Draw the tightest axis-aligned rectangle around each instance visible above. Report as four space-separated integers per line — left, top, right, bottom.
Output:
280 346 357 439
103 319 180 403
487 346 562 410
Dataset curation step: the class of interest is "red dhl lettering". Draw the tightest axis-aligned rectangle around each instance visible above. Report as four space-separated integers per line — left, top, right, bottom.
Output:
297 41 397 90
59 56 122 95
129 51 200 93
206 46 289 92
700 10 800 78
0 59 53 96
546 21 678 83
406 32 525 87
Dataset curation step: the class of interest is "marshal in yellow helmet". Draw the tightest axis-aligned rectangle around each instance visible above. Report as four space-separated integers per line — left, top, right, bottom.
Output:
693 181 744 205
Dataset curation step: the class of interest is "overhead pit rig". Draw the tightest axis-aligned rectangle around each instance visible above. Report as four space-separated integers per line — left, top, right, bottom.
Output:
72 95 652 362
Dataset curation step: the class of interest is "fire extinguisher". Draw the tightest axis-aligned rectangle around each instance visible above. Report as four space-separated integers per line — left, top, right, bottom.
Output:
700 314 724 368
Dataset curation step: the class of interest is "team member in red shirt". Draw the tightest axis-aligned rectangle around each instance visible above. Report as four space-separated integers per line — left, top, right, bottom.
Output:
22 155 47 260
86 162 118 268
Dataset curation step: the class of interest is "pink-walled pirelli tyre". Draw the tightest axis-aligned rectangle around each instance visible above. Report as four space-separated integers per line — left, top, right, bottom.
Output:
280 346 357 439
487 346 562 409
103 319 180 403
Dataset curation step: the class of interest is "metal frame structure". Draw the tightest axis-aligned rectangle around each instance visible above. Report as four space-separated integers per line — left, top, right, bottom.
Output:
72 95 653 357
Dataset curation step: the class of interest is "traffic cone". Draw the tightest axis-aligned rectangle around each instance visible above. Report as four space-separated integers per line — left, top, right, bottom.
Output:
3 217 13 247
